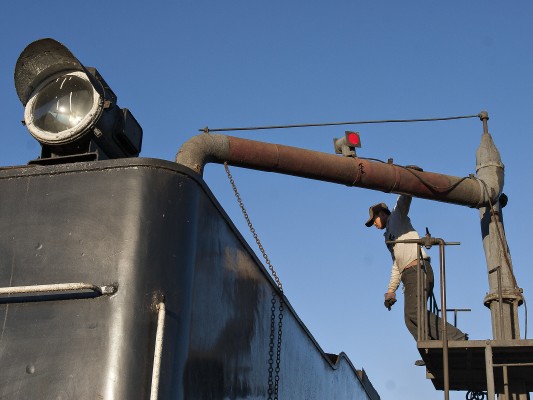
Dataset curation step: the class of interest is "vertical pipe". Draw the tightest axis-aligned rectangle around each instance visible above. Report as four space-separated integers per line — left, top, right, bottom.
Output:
439 241 450 400
422 249 429 340
485 343 496 400
497 267 505 339
417 247 422 340
480 111 489 135
476 115 521 345
503 366 510 399
421 249 427 340
150 301 166 400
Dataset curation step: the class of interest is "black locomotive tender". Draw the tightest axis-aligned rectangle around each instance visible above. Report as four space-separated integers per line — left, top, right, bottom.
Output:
0 39 381 399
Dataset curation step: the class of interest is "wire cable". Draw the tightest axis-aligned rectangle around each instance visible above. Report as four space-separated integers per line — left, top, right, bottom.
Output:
199 113 481 133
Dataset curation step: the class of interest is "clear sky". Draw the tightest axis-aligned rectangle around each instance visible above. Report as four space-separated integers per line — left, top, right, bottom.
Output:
1 2 533 399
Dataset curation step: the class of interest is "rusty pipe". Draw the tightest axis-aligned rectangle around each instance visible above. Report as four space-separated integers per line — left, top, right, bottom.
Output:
175 132 502 208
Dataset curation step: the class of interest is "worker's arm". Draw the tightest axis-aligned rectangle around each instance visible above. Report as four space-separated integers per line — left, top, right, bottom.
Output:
395 194 412 218
384 264 400 310
388 263 401 293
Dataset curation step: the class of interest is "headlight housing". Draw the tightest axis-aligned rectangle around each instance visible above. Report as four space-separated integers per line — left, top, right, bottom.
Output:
15 38 142 164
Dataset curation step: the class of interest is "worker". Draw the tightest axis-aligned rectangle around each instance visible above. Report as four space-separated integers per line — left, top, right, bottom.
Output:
365 194 468 345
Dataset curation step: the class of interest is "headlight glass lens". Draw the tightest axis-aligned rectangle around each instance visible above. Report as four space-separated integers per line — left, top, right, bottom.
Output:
32 75 95 133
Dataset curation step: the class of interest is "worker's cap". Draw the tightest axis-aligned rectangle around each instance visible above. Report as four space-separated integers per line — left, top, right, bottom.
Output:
365 203 391 227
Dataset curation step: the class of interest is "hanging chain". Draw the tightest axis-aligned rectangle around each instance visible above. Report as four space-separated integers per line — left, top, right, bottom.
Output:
224 162 283 292
274 297 284 398
268 296 276 398
224 162 283 399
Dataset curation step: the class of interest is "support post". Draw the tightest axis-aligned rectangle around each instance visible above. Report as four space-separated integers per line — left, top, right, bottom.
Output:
486 342 496 400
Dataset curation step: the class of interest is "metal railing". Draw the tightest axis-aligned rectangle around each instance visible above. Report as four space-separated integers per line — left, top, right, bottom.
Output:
387 231 463 400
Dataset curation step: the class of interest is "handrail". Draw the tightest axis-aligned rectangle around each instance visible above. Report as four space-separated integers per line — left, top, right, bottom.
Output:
0 282 117 297
150 301 166 400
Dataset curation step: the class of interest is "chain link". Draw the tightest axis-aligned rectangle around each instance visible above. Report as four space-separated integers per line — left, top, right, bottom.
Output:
224 162 283 399
466 391 487 400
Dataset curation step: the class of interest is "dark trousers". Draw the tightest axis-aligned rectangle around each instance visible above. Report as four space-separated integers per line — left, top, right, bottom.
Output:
401 263 466 341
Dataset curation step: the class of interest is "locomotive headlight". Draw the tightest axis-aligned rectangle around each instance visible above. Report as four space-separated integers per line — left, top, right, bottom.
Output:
15 38 142 163
25 71 103 145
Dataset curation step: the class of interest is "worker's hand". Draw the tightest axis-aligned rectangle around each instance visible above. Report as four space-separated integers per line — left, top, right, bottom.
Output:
384 292 396 311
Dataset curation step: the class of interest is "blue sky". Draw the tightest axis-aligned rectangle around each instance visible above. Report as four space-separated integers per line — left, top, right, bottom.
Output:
1 2 533 399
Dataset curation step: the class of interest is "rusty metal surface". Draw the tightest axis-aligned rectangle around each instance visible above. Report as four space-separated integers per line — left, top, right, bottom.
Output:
227 135 500 208
176 133 499 208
